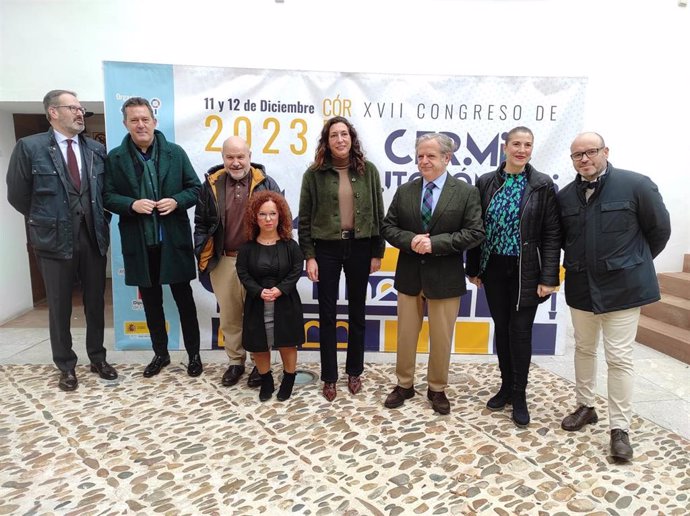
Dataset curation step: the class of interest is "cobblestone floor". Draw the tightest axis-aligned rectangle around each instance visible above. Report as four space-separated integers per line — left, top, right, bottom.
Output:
1 362 688 515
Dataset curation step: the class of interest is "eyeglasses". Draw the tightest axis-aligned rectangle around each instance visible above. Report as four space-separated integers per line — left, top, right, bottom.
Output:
570 147 604 161
258 212 278 220
54 105 86 115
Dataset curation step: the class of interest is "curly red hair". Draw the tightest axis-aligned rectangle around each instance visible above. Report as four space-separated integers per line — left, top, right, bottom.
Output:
244 191 293 241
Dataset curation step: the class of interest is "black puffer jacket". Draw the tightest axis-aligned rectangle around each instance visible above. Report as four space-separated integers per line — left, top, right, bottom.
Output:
466 163 561 308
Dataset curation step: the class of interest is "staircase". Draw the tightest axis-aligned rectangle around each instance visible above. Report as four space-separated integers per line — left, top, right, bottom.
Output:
636 254 690 364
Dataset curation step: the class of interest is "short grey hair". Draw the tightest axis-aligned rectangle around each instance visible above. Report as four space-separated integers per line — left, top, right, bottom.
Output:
415 132 454 155
43 89 77 121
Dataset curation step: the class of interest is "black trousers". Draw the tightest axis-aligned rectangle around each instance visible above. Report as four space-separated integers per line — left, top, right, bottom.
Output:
38 221 106 372
139 246 200 357
314 238 371 382
482 254 538 392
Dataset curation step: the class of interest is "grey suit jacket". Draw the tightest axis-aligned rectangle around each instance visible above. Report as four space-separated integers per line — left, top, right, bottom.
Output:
381 172 485 299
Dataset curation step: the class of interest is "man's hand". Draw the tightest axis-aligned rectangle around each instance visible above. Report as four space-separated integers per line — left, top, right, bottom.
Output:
411 233 432 254
156 198 178 216
132 198 156 214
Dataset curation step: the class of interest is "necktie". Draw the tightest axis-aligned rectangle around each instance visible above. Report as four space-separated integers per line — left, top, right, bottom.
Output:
421 182 435 230
66 139 81 190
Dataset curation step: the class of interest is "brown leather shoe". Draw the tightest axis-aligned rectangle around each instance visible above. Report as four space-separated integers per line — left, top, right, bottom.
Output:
347 375 362 395
221 365 245 387
90 361 118 380
610 429 633 461
58 369 78 391
384 385 415 409
322 382 336 402
427 389 451 415
561 405 598 431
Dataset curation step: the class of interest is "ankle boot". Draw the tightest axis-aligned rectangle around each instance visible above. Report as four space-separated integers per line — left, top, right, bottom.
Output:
277 372 296 401
486 384 512 411
259 371 275 402
511 390 530 427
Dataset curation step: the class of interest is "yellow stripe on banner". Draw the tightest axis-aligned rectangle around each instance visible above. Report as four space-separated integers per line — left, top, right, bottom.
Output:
384 319 491 353
454 321 491 353
380 247 399 273
217 326 225 348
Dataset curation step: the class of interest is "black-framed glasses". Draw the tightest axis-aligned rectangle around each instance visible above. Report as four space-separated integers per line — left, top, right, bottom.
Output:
570 147 604 161
54 105 86 115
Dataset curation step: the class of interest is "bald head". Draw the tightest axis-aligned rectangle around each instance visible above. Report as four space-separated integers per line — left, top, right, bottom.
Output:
222 136 251 180
570 132 609 181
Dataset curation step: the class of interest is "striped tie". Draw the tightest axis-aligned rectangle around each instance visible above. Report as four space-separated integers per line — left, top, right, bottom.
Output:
421 182 435 230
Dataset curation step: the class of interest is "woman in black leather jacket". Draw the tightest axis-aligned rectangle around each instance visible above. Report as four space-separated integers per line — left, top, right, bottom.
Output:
466 126 561 428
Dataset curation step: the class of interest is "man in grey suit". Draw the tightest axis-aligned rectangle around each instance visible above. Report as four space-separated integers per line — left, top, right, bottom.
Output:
7 89 117 391
381 133 485 414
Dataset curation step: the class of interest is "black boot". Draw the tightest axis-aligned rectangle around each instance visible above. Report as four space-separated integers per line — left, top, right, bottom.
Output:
277 372 296 401
511 390 530 428
259 371 275 402
486 384 512 411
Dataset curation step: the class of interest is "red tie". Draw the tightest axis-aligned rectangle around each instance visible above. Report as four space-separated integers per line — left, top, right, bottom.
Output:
66 139 81 190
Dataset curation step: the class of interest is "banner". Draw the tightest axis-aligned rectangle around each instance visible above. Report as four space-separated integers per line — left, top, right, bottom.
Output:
104 62 586 355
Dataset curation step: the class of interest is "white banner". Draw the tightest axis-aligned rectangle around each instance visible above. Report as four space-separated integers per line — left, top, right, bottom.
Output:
104 62 586 355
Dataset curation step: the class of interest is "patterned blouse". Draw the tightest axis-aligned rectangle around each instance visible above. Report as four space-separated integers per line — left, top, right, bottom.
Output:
479 171 527 274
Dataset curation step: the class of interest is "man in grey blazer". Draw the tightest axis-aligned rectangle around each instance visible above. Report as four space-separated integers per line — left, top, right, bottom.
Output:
381 133 484 414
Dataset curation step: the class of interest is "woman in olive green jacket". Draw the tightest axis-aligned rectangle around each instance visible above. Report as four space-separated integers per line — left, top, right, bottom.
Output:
298 116 385 401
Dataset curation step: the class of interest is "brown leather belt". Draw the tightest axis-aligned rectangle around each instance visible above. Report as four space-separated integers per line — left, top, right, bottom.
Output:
223 250 238 257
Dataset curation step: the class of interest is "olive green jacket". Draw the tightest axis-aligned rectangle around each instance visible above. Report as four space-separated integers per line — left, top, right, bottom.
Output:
298 160 385 259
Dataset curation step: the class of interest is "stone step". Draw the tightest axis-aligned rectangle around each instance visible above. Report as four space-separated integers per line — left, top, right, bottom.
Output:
658 272 690 300
684 253 690 273
636 314 690 365
641 294 690 330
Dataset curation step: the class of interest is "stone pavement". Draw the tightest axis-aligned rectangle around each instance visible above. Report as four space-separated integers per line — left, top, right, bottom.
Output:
1 362 688 515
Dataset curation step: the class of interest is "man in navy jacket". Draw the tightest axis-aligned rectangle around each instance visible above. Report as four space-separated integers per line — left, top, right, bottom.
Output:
7 89 117 391
558 132 670 461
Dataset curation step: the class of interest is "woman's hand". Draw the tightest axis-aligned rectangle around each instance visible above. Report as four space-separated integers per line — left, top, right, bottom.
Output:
468 276 482 288
306 257 319 282
260 287 282 302
537 284 555 297
370 257 382 274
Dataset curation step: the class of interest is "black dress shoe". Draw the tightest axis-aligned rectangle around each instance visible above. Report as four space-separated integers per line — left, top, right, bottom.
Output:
427 389 451 415
247 366 262 388
187 354 203 377
58 369 78 391
90 361 118 380
561 405 598 431
222 365 245 387
610 429 633 461
143 355 171 378
384 385 415 408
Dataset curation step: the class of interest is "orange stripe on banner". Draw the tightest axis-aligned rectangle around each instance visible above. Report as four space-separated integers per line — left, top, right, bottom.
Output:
383 319 491 353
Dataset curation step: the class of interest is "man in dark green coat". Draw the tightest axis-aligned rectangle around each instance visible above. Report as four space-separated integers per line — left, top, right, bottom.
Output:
104 97 202 378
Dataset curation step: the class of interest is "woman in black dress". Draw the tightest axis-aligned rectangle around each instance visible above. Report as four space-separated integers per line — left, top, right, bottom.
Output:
236 191 305 401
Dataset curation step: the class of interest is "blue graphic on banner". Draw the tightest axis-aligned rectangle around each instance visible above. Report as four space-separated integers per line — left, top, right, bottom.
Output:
103 61 180 350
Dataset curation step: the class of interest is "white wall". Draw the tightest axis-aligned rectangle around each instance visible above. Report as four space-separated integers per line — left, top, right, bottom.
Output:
1 0 688 321
0 109 33 324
